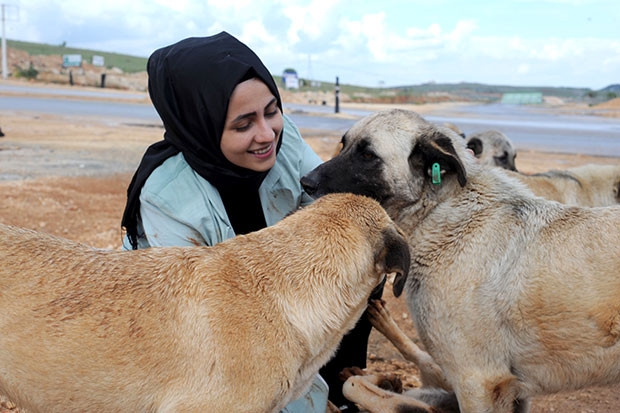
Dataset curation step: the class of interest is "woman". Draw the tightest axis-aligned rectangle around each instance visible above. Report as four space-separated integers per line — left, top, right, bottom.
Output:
121 32 375 412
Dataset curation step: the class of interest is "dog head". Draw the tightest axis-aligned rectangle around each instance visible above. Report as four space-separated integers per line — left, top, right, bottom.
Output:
299 193 411 297
466 129 517 171
301 109 471 218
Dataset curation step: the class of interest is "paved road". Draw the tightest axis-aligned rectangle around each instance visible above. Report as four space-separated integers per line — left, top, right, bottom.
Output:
287 103 620 157
426 105 620 157
1 82 619 157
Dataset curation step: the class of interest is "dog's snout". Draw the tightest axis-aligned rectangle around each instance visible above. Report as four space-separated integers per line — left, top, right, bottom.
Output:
300 173 319 196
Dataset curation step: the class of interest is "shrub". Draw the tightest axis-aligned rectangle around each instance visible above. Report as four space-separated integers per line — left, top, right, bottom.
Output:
15 62 39 80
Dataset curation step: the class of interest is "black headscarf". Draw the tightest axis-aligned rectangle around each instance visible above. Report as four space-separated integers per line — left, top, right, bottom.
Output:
121 32 283 249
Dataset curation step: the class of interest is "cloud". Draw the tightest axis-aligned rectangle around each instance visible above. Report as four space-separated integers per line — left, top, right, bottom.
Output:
6 0 620 88
283 0 341 46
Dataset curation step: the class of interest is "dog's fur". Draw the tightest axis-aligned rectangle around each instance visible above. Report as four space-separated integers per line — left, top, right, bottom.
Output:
466 129 518 171
508 164 620 207
301 109 620 413
0 193 410 413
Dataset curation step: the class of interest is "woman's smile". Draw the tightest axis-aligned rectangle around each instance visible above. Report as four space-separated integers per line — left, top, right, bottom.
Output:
250 142 276 158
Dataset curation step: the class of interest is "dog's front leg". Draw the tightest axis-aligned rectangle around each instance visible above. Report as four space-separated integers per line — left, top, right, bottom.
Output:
367 299 452 390
454 373 522 413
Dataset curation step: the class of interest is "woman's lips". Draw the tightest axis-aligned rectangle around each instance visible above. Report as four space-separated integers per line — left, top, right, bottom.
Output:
249 142 275 159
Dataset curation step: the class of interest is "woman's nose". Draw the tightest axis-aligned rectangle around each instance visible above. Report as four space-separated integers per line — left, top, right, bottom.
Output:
255 118 276 141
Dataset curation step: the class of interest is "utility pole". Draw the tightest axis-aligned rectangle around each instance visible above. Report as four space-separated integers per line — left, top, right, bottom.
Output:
1 4 7 79
0 3 15 79
335 76 340 113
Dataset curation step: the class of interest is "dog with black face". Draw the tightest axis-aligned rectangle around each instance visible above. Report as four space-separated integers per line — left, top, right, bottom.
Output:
302 108 620 413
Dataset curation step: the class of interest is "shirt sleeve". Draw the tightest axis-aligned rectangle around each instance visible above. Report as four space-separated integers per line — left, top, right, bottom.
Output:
282 115 323 207
283 114 323 175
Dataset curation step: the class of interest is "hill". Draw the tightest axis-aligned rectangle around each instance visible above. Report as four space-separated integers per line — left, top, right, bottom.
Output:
4 39 617 104
602 84 620 93
7 39 148 73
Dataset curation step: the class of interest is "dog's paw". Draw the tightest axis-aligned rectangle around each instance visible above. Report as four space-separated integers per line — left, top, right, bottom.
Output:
367 299 397 334
339 366 366 382
376 373 404 394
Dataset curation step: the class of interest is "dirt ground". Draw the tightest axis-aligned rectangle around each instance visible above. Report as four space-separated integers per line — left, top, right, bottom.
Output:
1 89 620 412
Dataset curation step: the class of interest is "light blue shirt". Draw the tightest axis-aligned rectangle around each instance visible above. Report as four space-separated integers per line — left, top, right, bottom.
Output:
122 115 329 412
123 115 322 249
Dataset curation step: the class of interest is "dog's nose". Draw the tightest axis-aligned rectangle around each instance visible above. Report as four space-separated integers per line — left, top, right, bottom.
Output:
300 174 318 196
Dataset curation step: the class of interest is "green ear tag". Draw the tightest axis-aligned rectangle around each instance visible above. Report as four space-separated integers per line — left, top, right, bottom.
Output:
432 162 441 185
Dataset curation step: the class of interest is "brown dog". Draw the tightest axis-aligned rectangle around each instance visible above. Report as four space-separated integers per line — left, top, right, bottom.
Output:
302 109 620 413
0 193 410 413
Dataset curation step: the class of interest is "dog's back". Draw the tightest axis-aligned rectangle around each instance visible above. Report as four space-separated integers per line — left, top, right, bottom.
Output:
509 164 620 207
0 226 210 411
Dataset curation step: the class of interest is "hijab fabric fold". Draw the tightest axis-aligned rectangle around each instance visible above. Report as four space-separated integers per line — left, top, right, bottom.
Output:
121 31 283 248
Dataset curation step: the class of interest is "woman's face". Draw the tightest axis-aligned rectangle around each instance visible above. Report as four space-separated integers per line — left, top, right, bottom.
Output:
220 78 283 172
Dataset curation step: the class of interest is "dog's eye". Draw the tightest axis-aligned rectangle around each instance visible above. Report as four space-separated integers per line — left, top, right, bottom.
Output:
495 152 509 162
361 150 377 160
356 140 376 160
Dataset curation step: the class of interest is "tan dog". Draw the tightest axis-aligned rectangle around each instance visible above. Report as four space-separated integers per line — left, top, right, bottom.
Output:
509 163 620 207
301 109 620 413
466 129 518 171
0 193 410 413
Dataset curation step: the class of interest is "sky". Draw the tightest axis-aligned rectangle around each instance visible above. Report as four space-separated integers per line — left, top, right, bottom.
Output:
3 0 619 89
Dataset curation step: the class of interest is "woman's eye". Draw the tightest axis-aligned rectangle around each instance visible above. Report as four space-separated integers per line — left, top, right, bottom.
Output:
265 108 279 117
235 123 251 132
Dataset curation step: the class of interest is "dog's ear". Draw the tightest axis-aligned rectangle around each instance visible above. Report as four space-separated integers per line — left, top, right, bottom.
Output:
377 228 410 298
466 137 484 156
409 130 467 187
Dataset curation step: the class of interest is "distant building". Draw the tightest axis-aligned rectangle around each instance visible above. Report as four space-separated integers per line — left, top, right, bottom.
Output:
501 92 543 104
282 69 299 89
